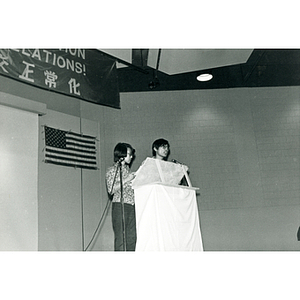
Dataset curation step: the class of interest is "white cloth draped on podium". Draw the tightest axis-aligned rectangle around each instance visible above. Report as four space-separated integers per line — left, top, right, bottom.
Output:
134 183 203 251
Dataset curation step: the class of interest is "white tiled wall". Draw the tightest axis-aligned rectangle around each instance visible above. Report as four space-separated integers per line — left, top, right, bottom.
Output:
104 87 300 211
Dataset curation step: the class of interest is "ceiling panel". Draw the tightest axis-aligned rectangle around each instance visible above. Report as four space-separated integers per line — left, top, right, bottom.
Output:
147 49 253 75
99 48 254 74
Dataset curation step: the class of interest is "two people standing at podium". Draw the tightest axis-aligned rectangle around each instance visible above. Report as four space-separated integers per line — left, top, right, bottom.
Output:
106 142 137 251
105 138 171 251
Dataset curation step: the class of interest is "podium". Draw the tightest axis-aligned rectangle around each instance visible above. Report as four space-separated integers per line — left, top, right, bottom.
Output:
132 158 203 251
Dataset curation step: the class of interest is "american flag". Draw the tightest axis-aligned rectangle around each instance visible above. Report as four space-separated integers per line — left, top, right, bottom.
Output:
44 126 98 170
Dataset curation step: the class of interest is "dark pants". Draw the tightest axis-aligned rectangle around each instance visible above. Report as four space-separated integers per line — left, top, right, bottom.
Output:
112 202 137 251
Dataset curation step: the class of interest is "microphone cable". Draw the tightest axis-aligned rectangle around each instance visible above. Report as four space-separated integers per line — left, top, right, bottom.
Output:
84 162 120 251
84 197 111 251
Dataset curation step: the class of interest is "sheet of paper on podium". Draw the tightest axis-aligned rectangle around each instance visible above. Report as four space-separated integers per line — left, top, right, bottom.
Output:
132 157 189 188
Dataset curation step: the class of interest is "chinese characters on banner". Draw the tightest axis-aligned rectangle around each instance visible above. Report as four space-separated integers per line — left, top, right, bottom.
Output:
0 49 120 108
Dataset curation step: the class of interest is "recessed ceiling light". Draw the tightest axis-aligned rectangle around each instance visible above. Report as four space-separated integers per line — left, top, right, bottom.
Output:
197 73 213 82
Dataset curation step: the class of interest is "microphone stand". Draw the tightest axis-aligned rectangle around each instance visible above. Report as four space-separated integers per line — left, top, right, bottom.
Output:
118 160 127 251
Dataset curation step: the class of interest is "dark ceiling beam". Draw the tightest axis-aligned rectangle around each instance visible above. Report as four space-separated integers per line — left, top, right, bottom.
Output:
148 49 162 89
131 49 149 68
242 50 266 84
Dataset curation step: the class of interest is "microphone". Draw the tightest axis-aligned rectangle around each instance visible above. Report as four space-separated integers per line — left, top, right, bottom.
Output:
171 159 183 165
118 157 125 163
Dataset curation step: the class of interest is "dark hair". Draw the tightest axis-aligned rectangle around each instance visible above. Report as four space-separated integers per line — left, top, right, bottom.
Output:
113 142 135 162
152 138 170 156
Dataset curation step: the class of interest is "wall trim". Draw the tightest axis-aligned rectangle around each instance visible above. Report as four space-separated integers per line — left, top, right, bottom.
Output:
0 91 47 115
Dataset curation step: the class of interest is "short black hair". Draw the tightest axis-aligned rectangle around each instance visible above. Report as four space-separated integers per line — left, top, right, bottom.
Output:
113 142 135 162
152 138 169 156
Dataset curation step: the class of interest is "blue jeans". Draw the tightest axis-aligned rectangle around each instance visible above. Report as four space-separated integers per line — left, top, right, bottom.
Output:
112 202 137 251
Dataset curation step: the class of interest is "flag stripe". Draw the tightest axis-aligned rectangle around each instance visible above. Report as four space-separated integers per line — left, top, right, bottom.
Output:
46 147 96 159
45 155 97 165
44 126 98 170
44 159 98 170
66 131 95 140
45 150 97 163
66 135 96 145
66 141 96 150
45 152 97 164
